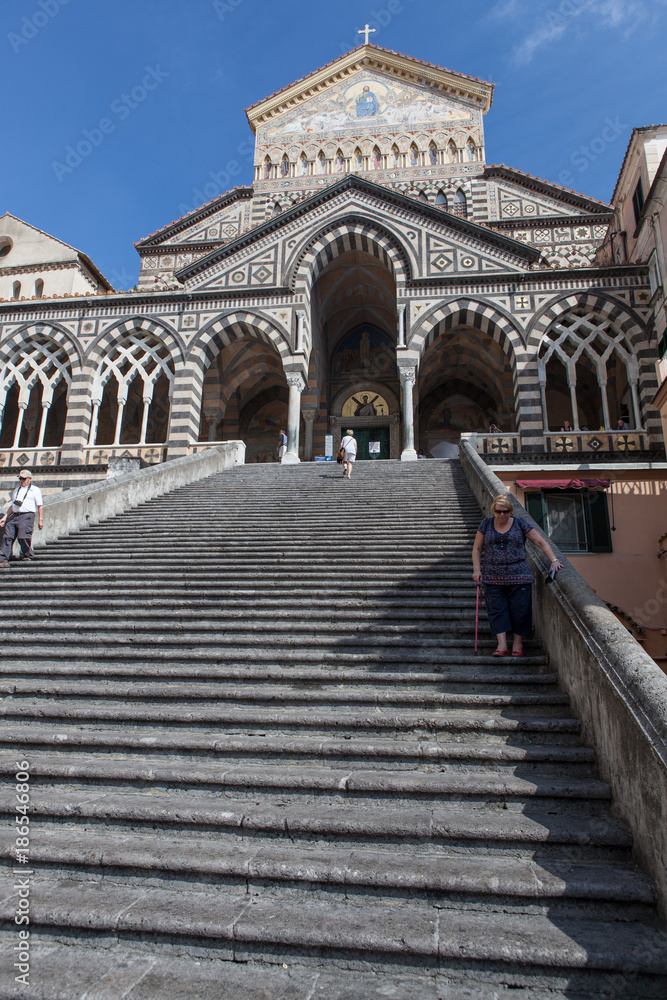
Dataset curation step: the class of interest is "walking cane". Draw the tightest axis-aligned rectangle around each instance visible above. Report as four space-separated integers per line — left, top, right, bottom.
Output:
474 583 480 655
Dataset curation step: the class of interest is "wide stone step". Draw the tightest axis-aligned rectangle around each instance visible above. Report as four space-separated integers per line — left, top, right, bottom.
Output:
0 630 532 650
0 663 558 691
1 789 634 853
0 937 613 1000
0 734 596 774
0 677 569 708
0 701 579 733
6 827 649 904
0 638 546 676
2 586 475 608
0 622 522 642
0 658 557 699
2 879 666 982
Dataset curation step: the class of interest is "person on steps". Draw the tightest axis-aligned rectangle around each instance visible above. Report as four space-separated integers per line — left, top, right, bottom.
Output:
0 469 43 568
277 428 288 462
339 429 357 479
471 494 562 656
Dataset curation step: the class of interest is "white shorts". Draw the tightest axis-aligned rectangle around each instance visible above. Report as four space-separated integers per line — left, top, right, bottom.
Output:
344 451 356 462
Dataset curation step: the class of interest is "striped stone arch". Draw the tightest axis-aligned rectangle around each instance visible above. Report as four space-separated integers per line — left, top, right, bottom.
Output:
410 298 526 358
86 315 185 368
187 310 292 368
525 291 661 444
0 323 82 452
59 315 185 461
0 321 83 372
170 310 291 456
288 215 412 292
410 298 531 433
526 291 649 349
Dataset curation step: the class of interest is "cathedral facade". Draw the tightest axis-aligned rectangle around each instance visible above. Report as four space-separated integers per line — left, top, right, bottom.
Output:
0 44 662 474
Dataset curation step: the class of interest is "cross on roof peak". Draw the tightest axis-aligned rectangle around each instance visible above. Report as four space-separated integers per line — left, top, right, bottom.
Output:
358 24 376 45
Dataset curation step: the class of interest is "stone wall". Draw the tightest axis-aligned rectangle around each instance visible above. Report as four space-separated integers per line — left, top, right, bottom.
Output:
459 438 667 919
35 441 245 548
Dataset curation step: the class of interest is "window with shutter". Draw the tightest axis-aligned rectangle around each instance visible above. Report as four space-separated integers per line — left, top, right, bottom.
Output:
523 490 612 553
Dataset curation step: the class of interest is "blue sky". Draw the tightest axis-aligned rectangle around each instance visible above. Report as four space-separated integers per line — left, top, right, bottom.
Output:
3 0 666 289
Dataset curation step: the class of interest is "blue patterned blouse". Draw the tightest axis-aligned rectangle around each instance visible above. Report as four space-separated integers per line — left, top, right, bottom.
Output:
477 516 534 585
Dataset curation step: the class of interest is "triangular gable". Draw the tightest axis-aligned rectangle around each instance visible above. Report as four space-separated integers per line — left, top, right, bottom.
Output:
158 201 247 247
0 213 112 288
485 166 611 219
135 189 252 250
1 213 85 264
176 176 538 293
246 45 494 129
257 68 479 148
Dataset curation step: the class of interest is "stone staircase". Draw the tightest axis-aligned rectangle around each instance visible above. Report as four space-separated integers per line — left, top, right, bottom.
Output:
0 460 666 1000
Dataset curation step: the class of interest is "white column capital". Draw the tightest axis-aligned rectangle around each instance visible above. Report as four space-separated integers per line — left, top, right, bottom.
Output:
285 372 306 392
399 366 417 386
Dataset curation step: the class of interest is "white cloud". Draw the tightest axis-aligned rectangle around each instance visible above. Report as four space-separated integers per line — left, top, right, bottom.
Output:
496 0 661 64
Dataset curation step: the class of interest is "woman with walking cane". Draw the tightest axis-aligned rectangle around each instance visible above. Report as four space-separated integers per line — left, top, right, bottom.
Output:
471 494 563 656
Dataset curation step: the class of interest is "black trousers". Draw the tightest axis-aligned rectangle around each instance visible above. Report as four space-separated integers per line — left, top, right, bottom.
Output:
0 512 35 560
483 582 532 636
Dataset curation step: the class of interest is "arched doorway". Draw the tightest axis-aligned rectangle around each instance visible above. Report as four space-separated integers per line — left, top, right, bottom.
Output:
309 247 400 458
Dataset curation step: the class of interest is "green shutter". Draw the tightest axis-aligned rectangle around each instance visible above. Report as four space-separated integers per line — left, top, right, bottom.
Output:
524 492 546 529
584 491 613 552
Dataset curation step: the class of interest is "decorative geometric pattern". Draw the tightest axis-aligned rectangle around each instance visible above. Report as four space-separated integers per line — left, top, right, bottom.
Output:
490 438 511 453
554 436 574 452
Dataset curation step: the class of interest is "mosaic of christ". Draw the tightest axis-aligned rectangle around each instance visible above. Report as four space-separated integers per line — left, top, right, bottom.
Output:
264 76 472 140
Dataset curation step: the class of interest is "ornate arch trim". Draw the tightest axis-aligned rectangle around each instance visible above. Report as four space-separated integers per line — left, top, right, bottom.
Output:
187 310 292 367
409 297 526 361
0 322 83 372
288 214 412 291
526 291 649 350
87 315 185 367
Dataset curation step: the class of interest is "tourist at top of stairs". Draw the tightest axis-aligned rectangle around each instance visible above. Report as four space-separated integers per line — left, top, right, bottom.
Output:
339 429 357 479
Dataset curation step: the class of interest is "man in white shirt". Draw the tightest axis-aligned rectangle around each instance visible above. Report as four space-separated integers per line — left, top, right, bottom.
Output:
0 469 44 568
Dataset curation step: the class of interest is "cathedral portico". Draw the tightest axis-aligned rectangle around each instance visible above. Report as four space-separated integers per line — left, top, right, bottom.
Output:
0 43 663 480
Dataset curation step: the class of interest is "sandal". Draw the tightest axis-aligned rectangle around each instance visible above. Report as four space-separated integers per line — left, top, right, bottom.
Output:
492 648 508 656
511 650 525 657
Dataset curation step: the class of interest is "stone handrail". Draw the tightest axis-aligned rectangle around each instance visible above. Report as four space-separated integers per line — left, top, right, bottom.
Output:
34 442 245 548
459 437 667 918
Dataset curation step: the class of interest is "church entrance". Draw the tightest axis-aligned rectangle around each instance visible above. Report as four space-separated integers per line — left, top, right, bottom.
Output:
349 425 390 460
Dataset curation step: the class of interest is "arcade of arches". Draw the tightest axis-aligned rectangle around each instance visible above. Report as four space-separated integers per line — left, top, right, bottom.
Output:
193 249 521 461
0 301 649 466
